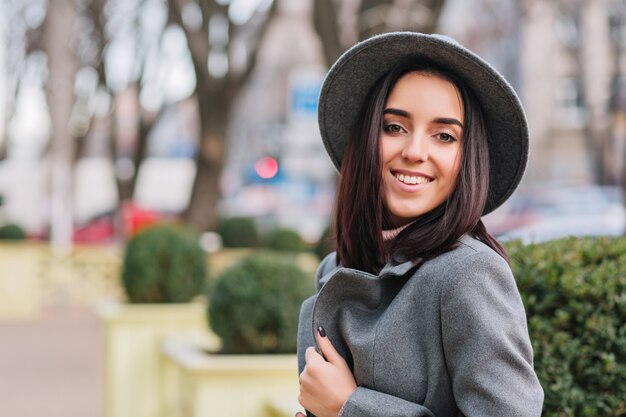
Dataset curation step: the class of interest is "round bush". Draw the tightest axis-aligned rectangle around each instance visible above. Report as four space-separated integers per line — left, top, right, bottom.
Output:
208 252 315 354
0 223 27 240
506 236 626 416
216 217 259 248
264 228 306 252
121 224 208 303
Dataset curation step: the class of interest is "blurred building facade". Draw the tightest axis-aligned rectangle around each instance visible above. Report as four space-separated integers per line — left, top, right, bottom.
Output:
442 0 626 188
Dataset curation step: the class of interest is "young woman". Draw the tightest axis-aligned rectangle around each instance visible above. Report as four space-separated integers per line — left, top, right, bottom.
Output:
296 32 544 417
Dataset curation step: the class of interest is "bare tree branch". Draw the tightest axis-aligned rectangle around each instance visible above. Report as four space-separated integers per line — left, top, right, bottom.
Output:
314 0 448 67
168 0 210 88
359 0 394 39
313 0 343 67
237 0 279 88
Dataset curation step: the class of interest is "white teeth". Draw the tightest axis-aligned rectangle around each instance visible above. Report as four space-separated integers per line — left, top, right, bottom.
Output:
395 173 430 185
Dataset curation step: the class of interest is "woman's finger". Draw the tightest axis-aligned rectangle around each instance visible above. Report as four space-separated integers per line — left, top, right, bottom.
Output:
315 326 347 368
304 346 320 364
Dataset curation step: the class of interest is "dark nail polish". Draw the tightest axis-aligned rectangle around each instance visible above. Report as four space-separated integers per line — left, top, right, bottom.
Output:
317 326 326 337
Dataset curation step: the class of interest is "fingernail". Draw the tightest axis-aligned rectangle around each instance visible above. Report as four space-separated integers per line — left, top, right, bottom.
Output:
317 326 326 337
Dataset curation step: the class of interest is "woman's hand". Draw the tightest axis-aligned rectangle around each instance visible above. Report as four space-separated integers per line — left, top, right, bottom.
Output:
298 327 357 417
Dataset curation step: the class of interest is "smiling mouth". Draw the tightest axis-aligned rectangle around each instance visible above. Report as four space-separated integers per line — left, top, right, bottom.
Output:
394 172 433 185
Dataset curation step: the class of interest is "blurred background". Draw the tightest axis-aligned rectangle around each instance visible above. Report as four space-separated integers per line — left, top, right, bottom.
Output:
1 0 626 416
1 0 626 247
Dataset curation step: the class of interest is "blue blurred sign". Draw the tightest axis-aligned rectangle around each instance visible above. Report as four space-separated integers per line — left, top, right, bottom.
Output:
290 81 321 117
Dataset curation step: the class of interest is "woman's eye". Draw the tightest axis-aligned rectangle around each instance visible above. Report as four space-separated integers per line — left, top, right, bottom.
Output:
437 133 456 143
383 123 404 134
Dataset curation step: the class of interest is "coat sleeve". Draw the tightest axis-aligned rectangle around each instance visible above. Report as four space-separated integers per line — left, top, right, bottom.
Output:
440 251 544 417
339 387 436 417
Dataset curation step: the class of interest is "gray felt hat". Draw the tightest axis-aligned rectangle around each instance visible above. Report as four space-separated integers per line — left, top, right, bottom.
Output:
318 31 529 215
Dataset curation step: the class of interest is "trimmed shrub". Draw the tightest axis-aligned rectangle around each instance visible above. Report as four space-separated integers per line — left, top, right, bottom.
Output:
264 228 306 252
506 236 626 417
216 217 259 248
121 224 208 303
208 251 315 354
0 223 27 240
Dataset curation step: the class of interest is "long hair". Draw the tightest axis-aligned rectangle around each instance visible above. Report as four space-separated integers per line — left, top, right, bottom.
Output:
333 62 508 274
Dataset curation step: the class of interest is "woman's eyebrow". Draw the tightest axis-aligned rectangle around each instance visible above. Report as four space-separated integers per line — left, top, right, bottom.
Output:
433 117 463 128
383 108 411 118
384 109 464 129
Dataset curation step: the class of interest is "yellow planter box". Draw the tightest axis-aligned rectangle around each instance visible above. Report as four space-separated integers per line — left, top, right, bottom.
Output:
161 334 299 417
98 301 218 417
265 396 303 417
0 242 43 320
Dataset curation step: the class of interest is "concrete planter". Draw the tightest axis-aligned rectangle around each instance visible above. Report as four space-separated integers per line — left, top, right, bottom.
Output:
97 300 218 417
161 334 300 417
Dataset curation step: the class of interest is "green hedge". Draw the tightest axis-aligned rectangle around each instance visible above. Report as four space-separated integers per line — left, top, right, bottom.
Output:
208 251 315 354
121 224 208 303
506 236 626 417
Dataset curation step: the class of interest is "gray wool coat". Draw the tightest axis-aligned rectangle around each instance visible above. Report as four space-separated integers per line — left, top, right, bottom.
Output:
297 235 544 417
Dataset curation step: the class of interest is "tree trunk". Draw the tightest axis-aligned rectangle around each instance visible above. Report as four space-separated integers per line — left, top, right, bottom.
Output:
44 0 79 254
185 139 225 231
167 0 277 231
184 98 230 232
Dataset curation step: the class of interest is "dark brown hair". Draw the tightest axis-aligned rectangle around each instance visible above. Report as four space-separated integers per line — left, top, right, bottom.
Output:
333 62 507 274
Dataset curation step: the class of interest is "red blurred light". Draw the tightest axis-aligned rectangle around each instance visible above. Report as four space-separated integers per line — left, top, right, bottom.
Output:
255 157 278 179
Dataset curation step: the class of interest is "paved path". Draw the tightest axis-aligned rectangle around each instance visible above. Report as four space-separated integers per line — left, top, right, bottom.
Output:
0 307 102 417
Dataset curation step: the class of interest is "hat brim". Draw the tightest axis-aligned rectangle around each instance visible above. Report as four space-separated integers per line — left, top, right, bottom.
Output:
318 32 529 215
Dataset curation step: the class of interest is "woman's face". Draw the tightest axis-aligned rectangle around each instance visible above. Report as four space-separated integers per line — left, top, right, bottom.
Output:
380 72 463 228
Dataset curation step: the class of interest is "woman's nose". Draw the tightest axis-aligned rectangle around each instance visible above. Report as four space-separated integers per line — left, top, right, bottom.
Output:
401 134 429 162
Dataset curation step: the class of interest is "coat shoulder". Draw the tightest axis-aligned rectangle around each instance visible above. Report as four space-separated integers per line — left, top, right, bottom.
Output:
420 235 511 285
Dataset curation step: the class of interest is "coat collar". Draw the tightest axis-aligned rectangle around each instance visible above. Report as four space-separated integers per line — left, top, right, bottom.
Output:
318 256 422 288
320 233 474 285
379 258 422 279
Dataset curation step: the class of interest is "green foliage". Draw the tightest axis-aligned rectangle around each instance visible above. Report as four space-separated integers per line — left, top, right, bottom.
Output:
264 228 306 252
506 237 626 417
216 217 259 248
121 224 208 303
313 225 335 260
208 251 315 354
0 223 27 240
